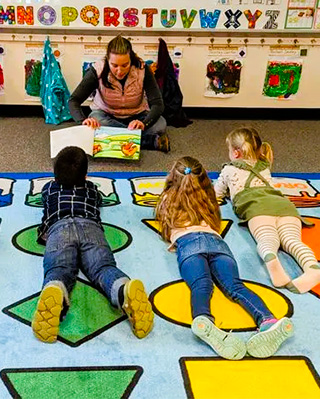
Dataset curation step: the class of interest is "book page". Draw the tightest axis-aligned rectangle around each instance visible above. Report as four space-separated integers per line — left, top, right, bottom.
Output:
50 126 94 158
93 126 141 160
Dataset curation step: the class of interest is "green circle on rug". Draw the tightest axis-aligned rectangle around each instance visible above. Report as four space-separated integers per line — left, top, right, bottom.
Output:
12 223 132 256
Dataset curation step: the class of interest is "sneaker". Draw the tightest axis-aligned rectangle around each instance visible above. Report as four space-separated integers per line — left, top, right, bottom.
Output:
31 284 64 343
191 315 246 360
246 317 294 358
156 134 170 153
122 280 154 339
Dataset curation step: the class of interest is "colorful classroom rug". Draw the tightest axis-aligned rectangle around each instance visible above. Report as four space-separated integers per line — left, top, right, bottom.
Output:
0 172 320 399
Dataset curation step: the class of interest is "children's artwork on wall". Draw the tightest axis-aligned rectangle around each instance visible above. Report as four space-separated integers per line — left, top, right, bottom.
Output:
233 0 249 5
82 44 106 71
288 0 315 7
266 0 281 4
314 8 320 28
82 45 106 101
0 46 4 95
82 61 94 77
24 44 42 100
144 58 158 75
0 63 3 95
262 57 303 99
204 47 243 97
24 43 62 101
285 7 314 28
142 45 181 80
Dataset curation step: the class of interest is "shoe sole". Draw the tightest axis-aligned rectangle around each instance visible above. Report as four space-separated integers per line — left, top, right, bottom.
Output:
192 316 246 360
123 280 154 339
31 285 63 343
247 317 294 358
158 135 170 153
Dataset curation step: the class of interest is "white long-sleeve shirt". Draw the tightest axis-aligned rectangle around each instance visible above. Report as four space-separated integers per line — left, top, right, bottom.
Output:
214 163 272 201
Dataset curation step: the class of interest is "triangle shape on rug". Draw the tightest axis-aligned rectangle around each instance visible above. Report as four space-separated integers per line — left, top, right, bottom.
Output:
1 366 143 399
142 219 233 238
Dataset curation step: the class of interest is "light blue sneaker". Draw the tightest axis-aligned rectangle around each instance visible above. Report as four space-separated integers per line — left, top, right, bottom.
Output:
191 315 246 360
246 317 294 358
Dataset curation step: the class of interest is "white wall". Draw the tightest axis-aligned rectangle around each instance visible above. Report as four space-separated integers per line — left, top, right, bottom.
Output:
1 32 320 108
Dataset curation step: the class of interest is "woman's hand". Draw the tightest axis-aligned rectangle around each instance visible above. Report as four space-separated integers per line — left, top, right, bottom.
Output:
82 118 101 129
128 120 145 131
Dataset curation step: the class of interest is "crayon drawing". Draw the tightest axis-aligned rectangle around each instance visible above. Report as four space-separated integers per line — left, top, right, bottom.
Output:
204 58 242 97
0 56 4 95
263 58 303 99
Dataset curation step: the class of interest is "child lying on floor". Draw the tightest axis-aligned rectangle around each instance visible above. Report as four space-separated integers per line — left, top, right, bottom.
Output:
32 146 154 343
215 127 320 294
155 156 294 360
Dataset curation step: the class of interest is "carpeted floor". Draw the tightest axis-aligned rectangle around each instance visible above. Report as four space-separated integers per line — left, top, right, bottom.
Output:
0 172 320 398
1 116 320 173
1 111 320 398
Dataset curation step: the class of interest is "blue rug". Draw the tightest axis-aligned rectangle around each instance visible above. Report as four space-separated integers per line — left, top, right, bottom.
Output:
0 172 320 399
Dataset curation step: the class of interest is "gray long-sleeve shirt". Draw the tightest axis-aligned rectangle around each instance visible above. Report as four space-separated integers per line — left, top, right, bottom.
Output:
68 64 164 128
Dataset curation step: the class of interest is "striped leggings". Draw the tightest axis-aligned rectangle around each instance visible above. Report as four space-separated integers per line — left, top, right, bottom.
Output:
248 216 318 272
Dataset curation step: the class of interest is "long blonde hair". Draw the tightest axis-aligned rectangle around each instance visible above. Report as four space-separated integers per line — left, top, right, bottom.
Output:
156 156 221 242
226 127 273 165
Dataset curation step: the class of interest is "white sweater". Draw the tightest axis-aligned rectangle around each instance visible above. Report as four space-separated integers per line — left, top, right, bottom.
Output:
214 162 272 201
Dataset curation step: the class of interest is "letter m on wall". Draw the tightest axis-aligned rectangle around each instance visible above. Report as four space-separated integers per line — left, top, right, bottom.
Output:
0 6 15 24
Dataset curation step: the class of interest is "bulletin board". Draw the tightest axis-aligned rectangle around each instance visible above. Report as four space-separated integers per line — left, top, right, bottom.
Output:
1 0 320 32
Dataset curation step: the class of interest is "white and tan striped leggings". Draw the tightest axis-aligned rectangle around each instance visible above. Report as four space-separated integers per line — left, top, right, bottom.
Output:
248 215 317 272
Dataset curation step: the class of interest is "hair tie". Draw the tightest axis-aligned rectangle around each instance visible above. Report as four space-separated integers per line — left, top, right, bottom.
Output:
184 167 192 175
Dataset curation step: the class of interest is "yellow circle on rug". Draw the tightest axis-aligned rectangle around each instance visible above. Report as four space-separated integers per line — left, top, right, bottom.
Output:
152 280 292 331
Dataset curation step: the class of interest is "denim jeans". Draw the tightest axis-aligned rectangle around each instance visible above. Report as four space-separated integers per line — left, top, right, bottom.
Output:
176 232 274 326
43 217 129 308
89 109 167 150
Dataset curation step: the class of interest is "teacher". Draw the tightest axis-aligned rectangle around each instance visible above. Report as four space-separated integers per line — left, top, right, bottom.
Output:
68 35 170 153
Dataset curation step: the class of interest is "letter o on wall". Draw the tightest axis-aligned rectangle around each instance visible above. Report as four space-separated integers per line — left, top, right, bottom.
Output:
37 5 56 25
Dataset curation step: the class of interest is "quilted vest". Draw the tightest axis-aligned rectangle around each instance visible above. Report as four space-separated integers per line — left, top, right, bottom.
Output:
91 60 148 118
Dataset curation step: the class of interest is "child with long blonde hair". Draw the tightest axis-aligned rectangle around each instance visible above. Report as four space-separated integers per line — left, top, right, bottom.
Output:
156 156 293 359
215 127 320 294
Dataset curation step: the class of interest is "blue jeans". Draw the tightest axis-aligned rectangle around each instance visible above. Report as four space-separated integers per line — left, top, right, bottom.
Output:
43 217 129 308
89 109 167 150
176 232 274 326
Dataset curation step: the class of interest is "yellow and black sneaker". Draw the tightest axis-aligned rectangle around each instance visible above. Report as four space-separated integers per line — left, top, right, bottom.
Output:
156 134 170 153
122 280 154 339
32 284 64 343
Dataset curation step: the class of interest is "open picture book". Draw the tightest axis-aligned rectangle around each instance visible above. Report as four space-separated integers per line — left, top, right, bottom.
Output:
50 125 141 160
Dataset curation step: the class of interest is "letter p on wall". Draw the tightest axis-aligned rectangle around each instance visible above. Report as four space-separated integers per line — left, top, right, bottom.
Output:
62 7 78 26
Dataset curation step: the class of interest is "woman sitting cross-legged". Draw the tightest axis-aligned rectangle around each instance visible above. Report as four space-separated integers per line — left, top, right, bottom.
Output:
68 35 170 153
